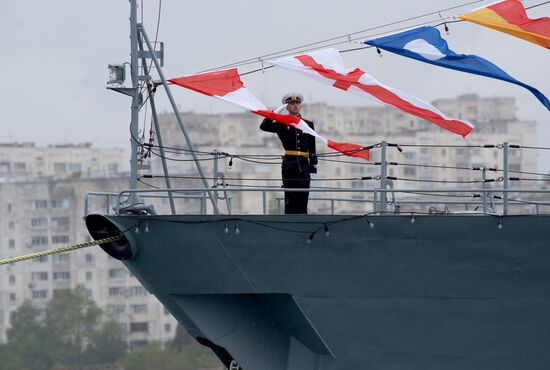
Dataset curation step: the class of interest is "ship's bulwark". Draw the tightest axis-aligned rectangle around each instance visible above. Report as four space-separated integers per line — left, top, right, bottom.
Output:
86 214 550 370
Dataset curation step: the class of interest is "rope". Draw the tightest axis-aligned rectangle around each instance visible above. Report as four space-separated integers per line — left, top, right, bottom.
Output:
0 235 124 266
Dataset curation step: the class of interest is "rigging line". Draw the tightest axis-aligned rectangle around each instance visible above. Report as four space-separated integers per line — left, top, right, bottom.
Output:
137 178 161 189
400 190 479 198
146 0 163 80
143 174 379 182
148 148 227 162
144 175 380 182
396 162 475 171
319 158 380 165
510 177 550 182
398 143 495 148
221 16 449 74
394 177 487 183
196 0 487 73
518 145 550 150
526 0 550 9
138 0 163 97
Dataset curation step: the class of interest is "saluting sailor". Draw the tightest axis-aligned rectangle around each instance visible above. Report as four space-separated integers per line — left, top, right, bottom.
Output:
260 92 317 214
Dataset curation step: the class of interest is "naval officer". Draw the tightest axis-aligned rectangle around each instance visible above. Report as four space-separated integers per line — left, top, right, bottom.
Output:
260 93 317 214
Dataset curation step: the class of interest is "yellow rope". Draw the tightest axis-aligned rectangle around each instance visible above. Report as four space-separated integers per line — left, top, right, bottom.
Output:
0 235 125 266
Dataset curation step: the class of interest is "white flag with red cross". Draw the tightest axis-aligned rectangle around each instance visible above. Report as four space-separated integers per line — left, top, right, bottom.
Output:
169 68 370 160
268 48 474 137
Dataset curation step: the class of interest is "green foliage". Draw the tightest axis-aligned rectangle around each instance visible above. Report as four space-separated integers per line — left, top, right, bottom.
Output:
4 301 53 370
1 286 127 370
2 287 224 370
168 324 193 351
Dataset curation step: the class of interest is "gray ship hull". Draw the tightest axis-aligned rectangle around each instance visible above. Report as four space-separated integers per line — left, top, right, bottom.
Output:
86 214 550 370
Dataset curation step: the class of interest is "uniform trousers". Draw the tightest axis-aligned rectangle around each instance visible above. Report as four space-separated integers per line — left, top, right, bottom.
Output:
282 156 311 214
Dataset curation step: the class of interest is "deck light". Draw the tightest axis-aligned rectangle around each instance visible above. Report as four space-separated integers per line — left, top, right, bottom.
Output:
324 225 330 236
235 224 240 235
108 64 126 85
224 224 229 234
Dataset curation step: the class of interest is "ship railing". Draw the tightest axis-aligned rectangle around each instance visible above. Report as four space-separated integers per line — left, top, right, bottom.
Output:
83 187 550 217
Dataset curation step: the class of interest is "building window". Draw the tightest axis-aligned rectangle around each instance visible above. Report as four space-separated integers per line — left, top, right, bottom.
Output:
31 200 48 210
51 199 70 209
509 164 521 172
52 253 70 263
13 162 26 172
456 148 469 156
8 221 15 230
85 254 93 263
52 235 69 244
130 304 148 314
53 163 67 173
32 290 48 299
0 162 10 173
31 218 48 228
33 255 48 263
31 272 49 281
68 163 82 173
9 293 16 303
129 340 148 349
31 236 49 247
7 203 13 212
108 287 126 296
86 271 93 281
164 323 171 332
108 305 125 315
51 217 69 228
129 322 149 333
404 167 416 176
8 239 15 249
127 286 145 296
9 275 16 285
109 269 126 279
53 271 70 280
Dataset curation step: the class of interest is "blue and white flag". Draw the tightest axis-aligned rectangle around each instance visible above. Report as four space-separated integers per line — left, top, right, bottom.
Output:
365 26 550 111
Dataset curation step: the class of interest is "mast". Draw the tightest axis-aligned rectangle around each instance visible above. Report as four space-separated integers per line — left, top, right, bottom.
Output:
129 0 139 196
109 0 219 213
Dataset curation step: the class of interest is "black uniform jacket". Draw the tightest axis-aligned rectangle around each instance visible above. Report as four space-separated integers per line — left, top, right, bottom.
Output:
260 116 318 168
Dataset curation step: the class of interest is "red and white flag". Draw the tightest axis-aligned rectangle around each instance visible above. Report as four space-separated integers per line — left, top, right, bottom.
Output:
268 49 474 137
169 68 370 160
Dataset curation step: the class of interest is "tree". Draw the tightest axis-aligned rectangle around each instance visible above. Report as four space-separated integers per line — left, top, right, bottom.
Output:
3 286 127 370
43 286 103 366
84 319 127 364
169 324 193 351
5 301 52 370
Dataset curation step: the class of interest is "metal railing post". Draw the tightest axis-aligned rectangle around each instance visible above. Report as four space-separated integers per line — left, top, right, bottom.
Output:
262 190 267 215
212 149 219 211
482 167 487 215
380 141 388 213
503 142 509 215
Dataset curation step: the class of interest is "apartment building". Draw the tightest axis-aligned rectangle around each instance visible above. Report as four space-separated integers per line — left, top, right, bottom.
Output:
0 145 178 348
0 142 123 179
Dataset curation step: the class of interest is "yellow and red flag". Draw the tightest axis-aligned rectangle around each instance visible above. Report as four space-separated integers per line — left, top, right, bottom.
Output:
459 0 550 49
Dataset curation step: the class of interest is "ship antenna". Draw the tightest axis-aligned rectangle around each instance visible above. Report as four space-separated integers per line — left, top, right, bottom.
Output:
107 0 220 214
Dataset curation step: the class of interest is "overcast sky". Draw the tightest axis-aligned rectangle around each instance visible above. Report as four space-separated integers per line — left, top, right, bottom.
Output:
2 0 549 167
